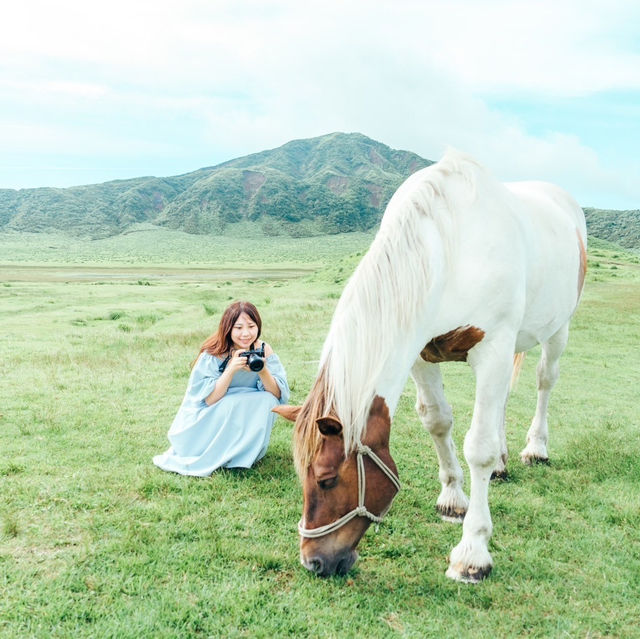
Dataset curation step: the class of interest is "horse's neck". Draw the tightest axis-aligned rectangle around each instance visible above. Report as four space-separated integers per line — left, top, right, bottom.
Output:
323 218 448 444
373 324 431 417
323 296 434 433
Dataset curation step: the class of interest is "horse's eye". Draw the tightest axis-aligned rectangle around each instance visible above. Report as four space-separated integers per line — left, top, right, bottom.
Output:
318 476 338 490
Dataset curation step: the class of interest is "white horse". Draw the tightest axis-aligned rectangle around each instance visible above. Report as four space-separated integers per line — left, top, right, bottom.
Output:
275 149 587 582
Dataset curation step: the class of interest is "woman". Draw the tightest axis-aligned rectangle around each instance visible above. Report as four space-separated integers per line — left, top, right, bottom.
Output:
153 301 289 476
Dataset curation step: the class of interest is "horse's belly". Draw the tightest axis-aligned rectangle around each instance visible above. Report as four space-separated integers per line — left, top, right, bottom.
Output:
515 294 575 350
515 329 547 352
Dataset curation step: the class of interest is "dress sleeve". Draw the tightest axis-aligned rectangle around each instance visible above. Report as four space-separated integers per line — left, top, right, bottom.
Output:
185 352 222 405
257 353 290 404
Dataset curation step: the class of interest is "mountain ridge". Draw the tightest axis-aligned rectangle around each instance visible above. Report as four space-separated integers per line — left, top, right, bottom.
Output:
1 132 638 248
0 132 432 238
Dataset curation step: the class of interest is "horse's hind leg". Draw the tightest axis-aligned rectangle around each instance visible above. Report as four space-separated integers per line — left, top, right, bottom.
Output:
410 359 468 523
520 322 569 465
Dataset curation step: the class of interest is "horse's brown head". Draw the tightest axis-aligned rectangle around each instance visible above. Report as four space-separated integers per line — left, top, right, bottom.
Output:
274 395 399 577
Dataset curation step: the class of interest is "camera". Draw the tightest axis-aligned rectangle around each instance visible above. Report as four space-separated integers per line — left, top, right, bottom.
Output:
240 342 265 372
218 342 266 373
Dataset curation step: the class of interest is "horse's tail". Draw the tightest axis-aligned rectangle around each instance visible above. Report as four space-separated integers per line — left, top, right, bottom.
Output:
510 352 526 391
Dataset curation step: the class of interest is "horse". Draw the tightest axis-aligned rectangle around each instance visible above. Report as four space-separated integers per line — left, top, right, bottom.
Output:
274 149 587 583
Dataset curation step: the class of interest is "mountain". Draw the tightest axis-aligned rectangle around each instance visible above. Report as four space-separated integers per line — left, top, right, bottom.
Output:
0 133 432 239
583 208 640 250
1 132 638 248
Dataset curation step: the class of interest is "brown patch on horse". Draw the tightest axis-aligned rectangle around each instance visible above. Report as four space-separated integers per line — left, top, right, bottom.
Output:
366 396 392 446
421 325 485 363
577 229 587 296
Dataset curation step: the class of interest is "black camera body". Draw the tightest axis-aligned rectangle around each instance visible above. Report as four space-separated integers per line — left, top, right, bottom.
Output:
239 342 265 372
218 342 266 373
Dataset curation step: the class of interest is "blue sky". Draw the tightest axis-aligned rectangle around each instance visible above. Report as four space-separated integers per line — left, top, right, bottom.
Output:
1 0 639 209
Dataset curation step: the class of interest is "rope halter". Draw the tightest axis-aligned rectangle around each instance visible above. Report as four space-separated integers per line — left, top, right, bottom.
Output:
298 441 401 539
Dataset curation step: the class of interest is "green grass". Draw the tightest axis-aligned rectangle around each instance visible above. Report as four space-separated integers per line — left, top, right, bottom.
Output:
1 232 639 637
0 225 375 268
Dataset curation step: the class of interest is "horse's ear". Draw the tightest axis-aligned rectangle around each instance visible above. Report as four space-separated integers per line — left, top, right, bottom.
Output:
272 405 301 422
316 415 343 437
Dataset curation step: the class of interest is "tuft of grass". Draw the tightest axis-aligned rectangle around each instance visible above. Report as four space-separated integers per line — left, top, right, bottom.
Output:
135 313 161 328
0 462 25 476
2 514 19 538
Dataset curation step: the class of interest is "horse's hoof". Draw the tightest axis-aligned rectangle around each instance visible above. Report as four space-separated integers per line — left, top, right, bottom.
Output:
520 454 550 466
436 504 466 523
445 562 492 583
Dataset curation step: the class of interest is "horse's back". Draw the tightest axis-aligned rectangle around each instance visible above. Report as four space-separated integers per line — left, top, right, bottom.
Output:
417 163 586 351
505 180 586 241
503 180 587 349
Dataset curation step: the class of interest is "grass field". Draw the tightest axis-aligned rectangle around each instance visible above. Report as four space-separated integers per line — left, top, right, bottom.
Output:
1 229 639 638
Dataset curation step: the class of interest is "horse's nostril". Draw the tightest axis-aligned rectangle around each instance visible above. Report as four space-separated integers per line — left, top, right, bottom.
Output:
335 551 356 576
309 557 324 574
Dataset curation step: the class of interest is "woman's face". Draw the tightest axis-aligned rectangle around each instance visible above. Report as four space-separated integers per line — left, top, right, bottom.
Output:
230 312 259 352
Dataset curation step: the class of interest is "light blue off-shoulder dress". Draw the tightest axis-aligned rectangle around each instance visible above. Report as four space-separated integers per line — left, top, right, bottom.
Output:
153 352 290 476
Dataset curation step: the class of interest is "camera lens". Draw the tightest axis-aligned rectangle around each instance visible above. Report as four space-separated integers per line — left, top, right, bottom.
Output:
247 353 264 371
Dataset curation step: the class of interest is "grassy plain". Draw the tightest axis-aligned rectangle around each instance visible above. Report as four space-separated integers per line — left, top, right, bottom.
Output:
1 229 639 638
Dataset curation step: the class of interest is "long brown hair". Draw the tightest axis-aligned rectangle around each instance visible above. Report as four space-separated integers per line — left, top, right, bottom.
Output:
194 301 262 365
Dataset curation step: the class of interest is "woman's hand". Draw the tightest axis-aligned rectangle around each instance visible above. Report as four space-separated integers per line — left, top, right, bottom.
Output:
205 343 278 406
256 343 280 399
204 350 246 406
225 349 251 373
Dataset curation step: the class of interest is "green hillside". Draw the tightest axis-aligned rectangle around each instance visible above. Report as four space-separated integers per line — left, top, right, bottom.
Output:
0 133 431 239
584 207 640 250
1 132 638 248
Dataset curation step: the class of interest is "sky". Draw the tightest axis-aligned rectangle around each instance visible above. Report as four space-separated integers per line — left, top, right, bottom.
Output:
1 0 639 209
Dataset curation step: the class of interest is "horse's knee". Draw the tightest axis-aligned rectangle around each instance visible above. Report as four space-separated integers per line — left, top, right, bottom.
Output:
415 399 428 418
464 431 500 469
418 405 453 438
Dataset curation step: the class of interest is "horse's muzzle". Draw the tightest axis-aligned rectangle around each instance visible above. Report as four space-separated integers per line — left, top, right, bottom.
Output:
302 548 358 577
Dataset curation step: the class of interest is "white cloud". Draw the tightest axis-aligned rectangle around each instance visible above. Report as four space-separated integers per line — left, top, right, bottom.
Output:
0 119 171 156
418 0 640 95
6 1 637 94
1 0 639 207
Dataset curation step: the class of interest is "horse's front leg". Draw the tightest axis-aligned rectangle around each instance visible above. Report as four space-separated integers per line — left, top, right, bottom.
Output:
410 359 468 522
491 398 509 479
445 343 513 583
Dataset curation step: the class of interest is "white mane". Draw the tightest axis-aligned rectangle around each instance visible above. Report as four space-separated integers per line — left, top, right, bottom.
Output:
319 149 482 453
